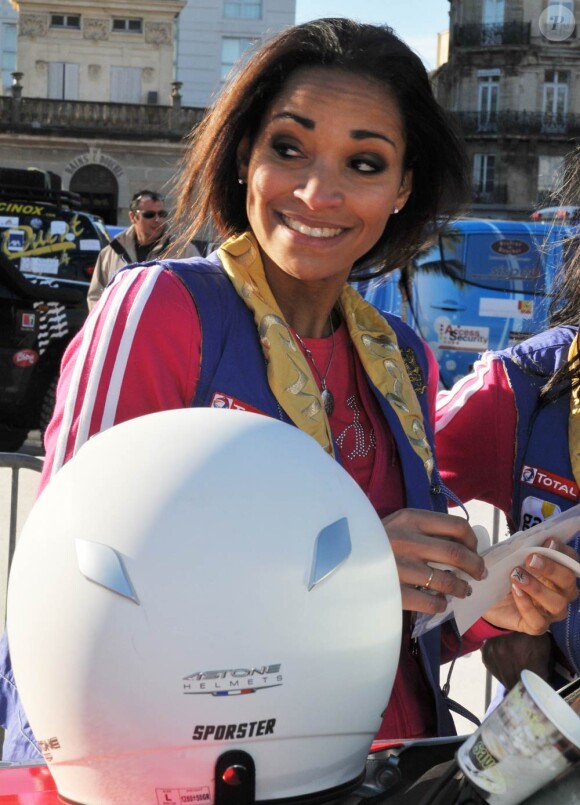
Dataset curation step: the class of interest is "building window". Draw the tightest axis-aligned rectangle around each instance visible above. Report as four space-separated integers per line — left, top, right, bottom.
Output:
47 62 80 100
224 1 261 18
473 154 496 196
482 0 505 44
477 71 500 131
110 66 142 103
1 23 17 95
482 0 505 24
543 70 568 132
50 15 81 29
548 0 575 12
112 18 143 34
221 38 256 81
543 1 576 40
537 155 565 199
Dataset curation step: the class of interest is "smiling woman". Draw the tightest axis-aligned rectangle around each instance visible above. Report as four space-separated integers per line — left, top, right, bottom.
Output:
236 67 413 309
7 17 579 786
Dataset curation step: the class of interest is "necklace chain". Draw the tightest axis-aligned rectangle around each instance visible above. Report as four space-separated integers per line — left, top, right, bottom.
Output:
293 316 336 416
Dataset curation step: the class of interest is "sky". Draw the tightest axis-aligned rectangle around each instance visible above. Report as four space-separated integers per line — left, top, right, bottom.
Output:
294 0 451 72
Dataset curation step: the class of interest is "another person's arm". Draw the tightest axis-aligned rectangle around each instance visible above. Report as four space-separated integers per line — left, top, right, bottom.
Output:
391 350 578 628
86 249 110 311
435 353 516 512
434 353 579 634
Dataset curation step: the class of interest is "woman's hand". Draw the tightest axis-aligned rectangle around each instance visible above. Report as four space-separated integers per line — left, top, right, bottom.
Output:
483 538 580 634
382 508 486 613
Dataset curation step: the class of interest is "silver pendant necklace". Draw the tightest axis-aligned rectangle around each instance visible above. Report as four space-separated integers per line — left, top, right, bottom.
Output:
293 316 336 416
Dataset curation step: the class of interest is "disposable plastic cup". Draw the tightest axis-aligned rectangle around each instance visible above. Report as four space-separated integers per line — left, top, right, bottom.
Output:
456 669 580 805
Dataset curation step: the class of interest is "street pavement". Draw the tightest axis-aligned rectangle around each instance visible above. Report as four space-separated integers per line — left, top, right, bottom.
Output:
0 432 508 735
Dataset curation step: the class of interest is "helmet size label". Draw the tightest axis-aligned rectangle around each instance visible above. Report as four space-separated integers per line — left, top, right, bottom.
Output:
156 788 211 804
192 719 276 741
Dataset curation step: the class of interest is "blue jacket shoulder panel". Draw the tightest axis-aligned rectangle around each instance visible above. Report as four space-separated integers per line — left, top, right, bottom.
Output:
496 326 580 678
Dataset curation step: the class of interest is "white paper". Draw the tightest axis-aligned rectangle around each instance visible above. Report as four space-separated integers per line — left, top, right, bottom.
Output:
412 503 580 638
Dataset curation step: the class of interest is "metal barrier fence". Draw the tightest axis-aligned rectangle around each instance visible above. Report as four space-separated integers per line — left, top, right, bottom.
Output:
0 453 44 624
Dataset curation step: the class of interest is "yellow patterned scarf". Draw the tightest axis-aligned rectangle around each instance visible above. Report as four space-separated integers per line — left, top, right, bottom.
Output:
218 231 434 481
568 333 580 487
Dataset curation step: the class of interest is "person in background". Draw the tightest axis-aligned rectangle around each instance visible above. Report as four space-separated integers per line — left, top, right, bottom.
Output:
436 147 580 693
3 18 577 762
87 190 199 310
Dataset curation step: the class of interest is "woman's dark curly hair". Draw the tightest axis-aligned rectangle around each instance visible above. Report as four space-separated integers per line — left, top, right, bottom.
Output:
173 17 469 279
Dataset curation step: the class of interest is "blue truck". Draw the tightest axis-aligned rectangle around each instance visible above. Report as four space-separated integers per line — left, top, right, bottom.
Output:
354 219 571 389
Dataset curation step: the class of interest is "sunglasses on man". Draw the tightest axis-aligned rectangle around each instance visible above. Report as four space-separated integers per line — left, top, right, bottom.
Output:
137 210 169 220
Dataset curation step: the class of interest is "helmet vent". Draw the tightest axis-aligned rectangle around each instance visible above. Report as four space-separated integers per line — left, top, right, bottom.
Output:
308 517 352 591
75 538 139 604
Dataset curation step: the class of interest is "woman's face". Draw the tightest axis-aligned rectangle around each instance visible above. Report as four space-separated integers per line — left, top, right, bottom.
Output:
238 67 412 287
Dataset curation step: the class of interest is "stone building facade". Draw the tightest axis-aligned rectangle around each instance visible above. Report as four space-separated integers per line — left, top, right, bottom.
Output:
0 0 295 224
433 0 580 217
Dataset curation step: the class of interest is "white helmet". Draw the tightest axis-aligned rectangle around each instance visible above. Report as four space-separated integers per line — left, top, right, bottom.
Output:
8 408 402 804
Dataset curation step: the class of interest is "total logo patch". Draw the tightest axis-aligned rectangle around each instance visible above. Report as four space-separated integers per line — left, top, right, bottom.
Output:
210 392 263 415
520 465 579 502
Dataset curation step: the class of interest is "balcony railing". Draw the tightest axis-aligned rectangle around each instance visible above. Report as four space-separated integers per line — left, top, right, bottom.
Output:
0 95 206 140
452 22 531 47
451 110 580 137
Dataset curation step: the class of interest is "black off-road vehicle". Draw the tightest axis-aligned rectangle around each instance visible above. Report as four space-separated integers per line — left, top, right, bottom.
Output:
0 168 106 451
0 248 89 451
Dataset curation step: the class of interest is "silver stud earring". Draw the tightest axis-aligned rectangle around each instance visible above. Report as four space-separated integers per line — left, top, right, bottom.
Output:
393 207 399 214
238 178 246 185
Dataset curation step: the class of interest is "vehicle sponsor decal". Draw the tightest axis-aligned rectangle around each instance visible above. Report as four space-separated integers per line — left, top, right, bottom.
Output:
520 464 579 501
478 298 533 319
192 719 276 741
475 265 541 280
80 239 101 250
0 215 19 227
20 312 36 330
13 349 39 367
30 294 69 355
491 239 530 255
21 256 60 275
50 221 67 236
7 230 25 251
156 787 211 804
183 665 283 696
437 320 489 352
519 496 561 531
0 214 86 262
0 202 43 215
210 392 264 415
